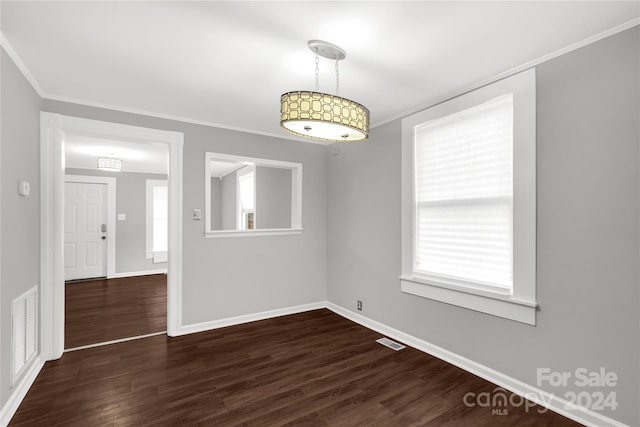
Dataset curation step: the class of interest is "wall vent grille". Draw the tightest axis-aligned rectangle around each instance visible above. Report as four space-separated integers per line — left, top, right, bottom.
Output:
12 286 38 384
376 337 406 351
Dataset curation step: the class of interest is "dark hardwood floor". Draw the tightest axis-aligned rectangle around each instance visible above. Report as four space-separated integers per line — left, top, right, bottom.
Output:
13 309 577 426
65 274 167 349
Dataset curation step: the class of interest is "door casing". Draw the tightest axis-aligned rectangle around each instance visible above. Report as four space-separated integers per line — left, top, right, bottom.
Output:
40 112 184 360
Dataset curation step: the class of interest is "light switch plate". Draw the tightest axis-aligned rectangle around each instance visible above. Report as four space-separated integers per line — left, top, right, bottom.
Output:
193 209 202 220
118 213 126 221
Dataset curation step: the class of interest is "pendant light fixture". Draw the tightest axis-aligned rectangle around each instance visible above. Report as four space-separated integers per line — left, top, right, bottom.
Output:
280 40 369 142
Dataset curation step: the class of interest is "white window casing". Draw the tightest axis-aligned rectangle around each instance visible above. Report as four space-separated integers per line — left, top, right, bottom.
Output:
400 68 537 325
203 152 303 238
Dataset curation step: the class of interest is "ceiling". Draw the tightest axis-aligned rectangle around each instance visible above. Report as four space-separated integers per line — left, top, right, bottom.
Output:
210 160 243 179
2 2 638 144
65 134 168 174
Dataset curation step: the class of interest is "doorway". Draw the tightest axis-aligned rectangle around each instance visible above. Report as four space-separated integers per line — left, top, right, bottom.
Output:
40 113 184 360
63 141 169 349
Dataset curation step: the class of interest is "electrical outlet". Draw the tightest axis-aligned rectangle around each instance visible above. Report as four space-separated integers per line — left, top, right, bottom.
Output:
18 180 30 196
357 300 362 311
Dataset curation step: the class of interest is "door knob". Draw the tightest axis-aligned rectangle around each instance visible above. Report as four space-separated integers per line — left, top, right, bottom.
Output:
101 236 106 240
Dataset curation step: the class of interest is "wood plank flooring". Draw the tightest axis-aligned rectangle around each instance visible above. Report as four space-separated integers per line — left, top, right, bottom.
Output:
12 309 579 426
65 274 167 349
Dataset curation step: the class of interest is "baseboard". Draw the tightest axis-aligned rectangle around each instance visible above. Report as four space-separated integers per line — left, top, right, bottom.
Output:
0 356 45 427
108 269 167 279
326 302 627 427
1 304 628 427
180 301 326 335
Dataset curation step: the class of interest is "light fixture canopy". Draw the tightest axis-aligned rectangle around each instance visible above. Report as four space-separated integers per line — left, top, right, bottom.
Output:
280 40 369 142
97 157 122 172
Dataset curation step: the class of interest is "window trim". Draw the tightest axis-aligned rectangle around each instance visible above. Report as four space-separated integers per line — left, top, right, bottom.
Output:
204 152 303 238
400 68 537 325
145 179 168 260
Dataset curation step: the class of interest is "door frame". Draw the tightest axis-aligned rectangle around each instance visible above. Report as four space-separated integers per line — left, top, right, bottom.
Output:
40 112 184 360
65 175 117 279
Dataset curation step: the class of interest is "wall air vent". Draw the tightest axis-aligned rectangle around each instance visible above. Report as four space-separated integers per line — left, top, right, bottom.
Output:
376 337 406 351
12 286 38 384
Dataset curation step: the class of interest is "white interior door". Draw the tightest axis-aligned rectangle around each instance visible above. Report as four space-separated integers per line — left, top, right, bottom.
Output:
64 182 107 281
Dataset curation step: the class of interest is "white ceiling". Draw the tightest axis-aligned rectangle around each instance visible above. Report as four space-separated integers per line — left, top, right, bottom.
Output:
65 134 168 175
210 160 243 179
2 2 638 143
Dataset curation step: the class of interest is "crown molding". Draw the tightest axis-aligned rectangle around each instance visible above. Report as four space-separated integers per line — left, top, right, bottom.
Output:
3 16 638 139
371 18 640 129
43 93 331 145
0 32 45 97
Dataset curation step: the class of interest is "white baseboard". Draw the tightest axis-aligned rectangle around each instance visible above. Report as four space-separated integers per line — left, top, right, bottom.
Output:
325 302 628 427
0 303 628 427
0 356 45 427
108 269 167 279
180 301 326 335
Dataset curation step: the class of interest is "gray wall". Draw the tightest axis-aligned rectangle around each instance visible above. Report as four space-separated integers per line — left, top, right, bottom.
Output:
220 170 237 230
256 166 291 229
65 168 168 274
1 49 42 408
42 100 328 326
326 27 639 426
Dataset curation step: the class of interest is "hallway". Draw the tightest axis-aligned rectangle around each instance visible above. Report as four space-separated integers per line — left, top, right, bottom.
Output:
65 274 167 349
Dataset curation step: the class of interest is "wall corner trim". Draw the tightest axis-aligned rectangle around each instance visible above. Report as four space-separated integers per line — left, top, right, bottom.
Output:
325 302 629 427
0 356 45 427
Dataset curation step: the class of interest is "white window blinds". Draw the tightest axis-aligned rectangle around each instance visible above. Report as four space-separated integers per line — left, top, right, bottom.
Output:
414 94 513 289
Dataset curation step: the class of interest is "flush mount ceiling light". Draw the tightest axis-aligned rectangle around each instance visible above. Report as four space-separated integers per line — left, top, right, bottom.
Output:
97 157 122 172
280 40 369 142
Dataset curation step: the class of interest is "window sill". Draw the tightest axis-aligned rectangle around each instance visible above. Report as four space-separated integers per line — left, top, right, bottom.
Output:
205 228 303 238
399 275 537 325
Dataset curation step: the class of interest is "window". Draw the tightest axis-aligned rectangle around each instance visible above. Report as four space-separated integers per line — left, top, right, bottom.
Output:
401 69 537 324
237 165 256 230
415 94 513 290
203 152 303 237
146 179 168 262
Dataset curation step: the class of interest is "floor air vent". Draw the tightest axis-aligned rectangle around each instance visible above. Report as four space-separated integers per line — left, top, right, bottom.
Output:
376 337 405 351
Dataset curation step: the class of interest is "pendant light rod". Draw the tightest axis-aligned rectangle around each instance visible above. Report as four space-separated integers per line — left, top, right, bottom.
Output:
335 57 340 95
315 55 320 91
